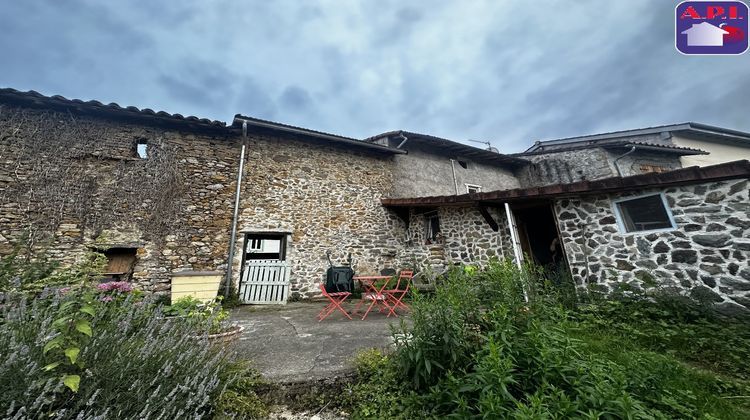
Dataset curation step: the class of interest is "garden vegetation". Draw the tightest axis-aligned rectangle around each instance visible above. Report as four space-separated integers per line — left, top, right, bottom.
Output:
348 260 750 419
0 251 266 419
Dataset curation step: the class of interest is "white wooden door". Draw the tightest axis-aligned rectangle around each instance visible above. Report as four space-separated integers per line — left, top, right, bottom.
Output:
239 259 291 304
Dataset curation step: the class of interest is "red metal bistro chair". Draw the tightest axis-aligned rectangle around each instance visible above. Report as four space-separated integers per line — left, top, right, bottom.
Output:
317 283 352 322
384 270 413 317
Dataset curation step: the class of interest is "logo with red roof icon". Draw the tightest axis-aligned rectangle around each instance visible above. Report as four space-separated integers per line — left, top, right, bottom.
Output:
676 1 749 55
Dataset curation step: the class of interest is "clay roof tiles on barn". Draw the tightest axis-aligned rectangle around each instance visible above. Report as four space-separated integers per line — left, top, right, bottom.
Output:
381 159 750 207
0 88 407 154
0 88 227 131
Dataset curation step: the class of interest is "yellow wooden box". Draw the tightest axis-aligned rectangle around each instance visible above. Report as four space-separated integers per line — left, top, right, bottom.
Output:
171 271 223 303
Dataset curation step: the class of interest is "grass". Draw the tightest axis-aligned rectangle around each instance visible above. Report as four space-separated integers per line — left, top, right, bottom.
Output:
346 260 750 419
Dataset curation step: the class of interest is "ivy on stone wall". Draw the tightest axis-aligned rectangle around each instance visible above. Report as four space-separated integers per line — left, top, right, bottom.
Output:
0 107 186 251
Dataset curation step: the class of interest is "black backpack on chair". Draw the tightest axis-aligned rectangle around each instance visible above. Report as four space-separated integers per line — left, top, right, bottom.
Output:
325 266 354 293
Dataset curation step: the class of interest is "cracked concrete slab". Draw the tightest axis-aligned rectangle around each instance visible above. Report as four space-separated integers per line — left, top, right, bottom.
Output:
230 302 408 383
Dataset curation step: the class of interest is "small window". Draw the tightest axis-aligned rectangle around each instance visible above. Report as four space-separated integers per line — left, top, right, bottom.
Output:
135 139 148 159
457 160 469 169
243 233 285 261
613 193 676 234
424 212 441 243
102 247 138 282
466 184 482 194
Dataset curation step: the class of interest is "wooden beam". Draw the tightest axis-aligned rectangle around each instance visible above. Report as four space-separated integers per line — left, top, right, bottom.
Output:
478 206 499 232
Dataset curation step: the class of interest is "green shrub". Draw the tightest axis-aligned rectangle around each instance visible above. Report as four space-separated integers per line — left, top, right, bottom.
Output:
353 259 750 419
163 296 231 334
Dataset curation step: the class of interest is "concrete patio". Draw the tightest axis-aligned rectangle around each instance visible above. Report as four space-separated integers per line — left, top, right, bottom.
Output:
230 302 409 383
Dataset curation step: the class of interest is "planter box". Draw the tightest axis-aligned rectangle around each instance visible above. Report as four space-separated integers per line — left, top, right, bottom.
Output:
171 271 223 304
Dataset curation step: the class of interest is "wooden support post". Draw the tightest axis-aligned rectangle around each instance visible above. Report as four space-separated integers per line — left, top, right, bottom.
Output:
478 206 499 232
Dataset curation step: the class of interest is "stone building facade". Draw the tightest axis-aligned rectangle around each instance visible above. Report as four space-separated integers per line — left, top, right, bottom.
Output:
0 90 523 300
0 101 240 293
383 161 750 314
555 178 750 315
2 88 749 309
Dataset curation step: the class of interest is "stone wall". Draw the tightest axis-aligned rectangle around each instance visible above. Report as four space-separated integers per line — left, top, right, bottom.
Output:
554 178 750 315
230 129 405 299
517 147 685 186
0 104 240 294
402 205 513 270
515 148 615 187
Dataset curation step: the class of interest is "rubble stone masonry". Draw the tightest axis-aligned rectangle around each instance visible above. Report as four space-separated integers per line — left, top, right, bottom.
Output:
0 105 239 293
555 178 750 315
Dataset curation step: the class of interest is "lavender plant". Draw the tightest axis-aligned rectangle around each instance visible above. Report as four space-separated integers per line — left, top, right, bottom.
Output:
0 292 245 419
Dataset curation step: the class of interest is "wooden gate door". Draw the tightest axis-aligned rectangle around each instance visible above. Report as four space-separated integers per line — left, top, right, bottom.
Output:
239 259 291 304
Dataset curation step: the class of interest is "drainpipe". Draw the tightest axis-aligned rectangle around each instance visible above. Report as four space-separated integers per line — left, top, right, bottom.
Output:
449 159 459 195
396 133 409 149
224 127 247 298
613 145 637 177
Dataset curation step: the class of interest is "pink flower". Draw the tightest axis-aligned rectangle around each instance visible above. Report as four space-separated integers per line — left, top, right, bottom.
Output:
100 296 114 303
97 281 134 293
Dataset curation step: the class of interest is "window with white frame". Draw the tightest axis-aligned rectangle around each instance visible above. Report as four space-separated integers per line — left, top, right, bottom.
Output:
613 193 676 234
466 184 482 194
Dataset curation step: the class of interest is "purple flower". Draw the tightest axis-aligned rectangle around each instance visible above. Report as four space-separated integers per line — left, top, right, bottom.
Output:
97 281 134 294
100 296 114 303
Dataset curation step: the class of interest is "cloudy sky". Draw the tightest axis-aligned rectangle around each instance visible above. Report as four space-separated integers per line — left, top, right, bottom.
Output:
1 1 748 152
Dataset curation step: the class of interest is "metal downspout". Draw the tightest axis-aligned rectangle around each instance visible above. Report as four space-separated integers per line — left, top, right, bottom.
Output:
613 146 637 177
449 159 459 195
396 133 409 149
224 123 248 298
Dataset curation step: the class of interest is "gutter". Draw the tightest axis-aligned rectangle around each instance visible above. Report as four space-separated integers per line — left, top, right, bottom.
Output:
235 117 406 154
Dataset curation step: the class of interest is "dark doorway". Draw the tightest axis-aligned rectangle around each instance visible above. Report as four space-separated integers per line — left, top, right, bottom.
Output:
512 203 566 269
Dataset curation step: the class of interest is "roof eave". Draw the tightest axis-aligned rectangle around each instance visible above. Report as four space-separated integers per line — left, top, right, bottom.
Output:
382 159 750 207
233 115 406 154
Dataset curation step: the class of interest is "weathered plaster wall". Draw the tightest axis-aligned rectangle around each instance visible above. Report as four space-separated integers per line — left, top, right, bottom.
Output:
0 105 240 294
515 148 615 187
602 150 683 177
672 134 750 167
401 206 513 270
554 178 750 315
388 144 520 198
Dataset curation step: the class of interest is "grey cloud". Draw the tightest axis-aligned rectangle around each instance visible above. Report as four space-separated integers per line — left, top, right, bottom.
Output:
0 1 748 149
279 86 313 111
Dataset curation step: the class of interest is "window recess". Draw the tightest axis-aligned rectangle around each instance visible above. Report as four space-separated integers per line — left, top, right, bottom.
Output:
613 193 676 234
